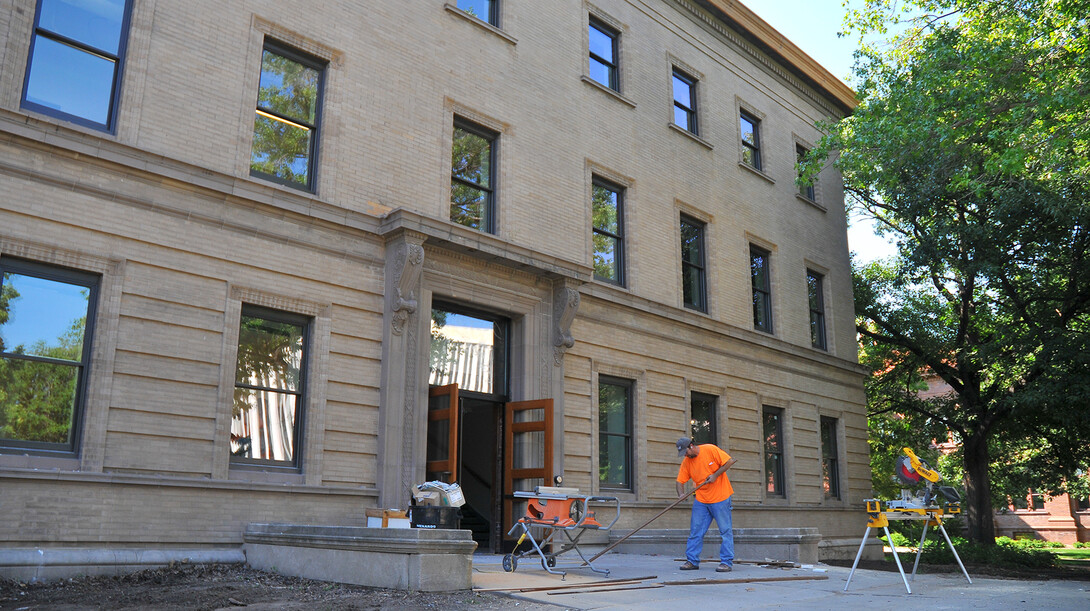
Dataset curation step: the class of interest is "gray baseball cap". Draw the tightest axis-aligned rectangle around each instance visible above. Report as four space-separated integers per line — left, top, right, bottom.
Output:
676 436 693 457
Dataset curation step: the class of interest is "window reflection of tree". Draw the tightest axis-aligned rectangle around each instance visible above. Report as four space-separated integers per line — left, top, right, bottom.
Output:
0 275 88 446
231 314 303 462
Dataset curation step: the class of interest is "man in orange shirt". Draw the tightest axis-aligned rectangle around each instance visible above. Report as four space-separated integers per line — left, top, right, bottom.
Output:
675 436 737 572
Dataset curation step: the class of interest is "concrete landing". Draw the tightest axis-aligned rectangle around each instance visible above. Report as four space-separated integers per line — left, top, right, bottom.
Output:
243 523 477 591
471 552 1090 610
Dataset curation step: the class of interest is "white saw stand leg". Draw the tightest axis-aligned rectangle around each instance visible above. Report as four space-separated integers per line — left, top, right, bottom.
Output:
845 523 914 593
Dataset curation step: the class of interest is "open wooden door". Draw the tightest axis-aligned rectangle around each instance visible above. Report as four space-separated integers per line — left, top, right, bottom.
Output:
503 399 553 538
426 384 459 483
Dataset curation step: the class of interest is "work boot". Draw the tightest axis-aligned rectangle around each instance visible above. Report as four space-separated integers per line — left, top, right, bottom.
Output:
716 563 732 572
679 561 699 570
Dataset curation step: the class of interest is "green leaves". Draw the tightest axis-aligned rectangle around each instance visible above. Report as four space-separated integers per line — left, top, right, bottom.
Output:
835 0 1090 542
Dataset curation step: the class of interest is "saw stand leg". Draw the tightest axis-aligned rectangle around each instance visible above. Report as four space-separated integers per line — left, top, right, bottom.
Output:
910 521 971 585
844 524 913 594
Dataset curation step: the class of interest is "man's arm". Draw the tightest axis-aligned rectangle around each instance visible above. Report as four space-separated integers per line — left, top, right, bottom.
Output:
676 480 686 498
703 457 737 485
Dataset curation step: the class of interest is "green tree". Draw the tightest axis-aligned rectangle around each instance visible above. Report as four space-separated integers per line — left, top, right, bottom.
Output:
808 0 1090 543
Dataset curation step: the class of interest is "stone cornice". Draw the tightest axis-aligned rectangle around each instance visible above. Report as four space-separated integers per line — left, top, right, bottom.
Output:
379 209 593 282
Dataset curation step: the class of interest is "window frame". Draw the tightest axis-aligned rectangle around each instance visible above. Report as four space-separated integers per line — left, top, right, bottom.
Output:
591 176 625 286
680 214 707 312
588 16 619 91
249 40 327 193
230 304 311 470
750 245 773 333
21 0 134 133
672 68 698 135
450 117 498 234
807 270 827 350
0 257 99 456
740 111 762 170
763 406 785 497
796 144 816 200
598 375 634 491
689 391 718 446
820 416 840 500
456 0 498 26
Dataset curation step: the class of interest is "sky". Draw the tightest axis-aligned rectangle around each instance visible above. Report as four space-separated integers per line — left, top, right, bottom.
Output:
744 0 897 263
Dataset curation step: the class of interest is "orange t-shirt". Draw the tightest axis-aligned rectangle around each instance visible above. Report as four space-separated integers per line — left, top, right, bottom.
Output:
676 444 734 504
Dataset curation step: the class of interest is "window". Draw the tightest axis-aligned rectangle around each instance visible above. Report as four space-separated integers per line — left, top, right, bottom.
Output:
1030 491 1047 511
1076 496 1089 511
22 0 132 131
456 0 497 26
680 215 707 312
250 42 325 191
763 407 785 496
0 258 98 455
592 178 625 285
690 392 717 446
807 270 827 350
588 17 619 91
451 119 497 233
672 69 698 134
796 144 815 200
1012 493 1029 510
750 245 772 332
599 376 633 490
231 306 309 467
740 112 761 170
820 417 840 499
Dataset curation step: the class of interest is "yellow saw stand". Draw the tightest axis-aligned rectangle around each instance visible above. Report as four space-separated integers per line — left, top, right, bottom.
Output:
844 448 973 594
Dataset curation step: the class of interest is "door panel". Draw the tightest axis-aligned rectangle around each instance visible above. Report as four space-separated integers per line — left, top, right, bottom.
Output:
503 399 553 537
426 384 459 483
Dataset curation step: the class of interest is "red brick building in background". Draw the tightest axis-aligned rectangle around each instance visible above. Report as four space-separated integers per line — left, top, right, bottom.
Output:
919 377 1090 544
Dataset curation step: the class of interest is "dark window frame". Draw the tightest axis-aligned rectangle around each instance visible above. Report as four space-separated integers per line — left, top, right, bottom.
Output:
230 304 311 471
807 270 827 350
672 68 698 134
750 245 773 333
591 176 625 286
740 111 761 170
680 215 707 312
450 117 498 234
588 16 619 91
249 40 326 193
796 144 816 200
763 406 785 497
820 416 840 500
690 391 718 446
21 0 134 132
0 257 99 457
598 375 634 491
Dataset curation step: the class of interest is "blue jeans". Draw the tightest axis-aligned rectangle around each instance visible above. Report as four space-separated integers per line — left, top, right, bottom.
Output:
686 497 733 566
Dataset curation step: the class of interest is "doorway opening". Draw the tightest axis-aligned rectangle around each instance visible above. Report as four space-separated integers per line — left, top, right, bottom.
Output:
427 303 508 551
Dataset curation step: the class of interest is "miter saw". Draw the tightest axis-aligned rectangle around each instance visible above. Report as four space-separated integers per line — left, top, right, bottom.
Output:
884 447 962 513
844 447 972 594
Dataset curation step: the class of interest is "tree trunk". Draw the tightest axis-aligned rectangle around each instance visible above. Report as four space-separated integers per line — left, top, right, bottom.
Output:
962 432 995 544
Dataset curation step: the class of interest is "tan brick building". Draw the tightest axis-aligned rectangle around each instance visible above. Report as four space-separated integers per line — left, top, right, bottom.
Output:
0 0 869 577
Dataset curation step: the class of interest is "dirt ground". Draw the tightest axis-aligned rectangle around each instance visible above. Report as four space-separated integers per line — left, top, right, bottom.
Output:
0 564 563 611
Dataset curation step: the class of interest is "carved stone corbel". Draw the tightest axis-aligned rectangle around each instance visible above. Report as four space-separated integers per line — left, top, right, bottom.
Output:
390 242 424 335
553 284 580 365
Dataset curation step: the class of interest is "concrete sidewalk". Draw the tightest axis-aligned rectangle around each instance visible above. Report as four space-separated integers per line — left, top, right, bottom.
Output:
471 552 1090 610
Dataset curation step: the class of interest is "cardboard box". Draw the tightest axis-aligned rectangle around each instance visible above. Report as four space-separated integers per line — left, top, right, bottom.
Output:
411 490 441 506
411 483 465 507
365 508 411 528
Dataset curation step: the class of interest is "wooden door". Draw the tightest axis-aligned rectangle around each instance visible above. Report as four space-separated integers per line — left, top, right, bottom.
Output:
503 399 553 536
426 384 459 483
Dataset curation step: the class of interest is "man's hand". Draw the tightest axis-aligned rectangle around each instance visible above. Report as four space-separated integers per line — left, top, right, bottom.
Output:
703 472 718 486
